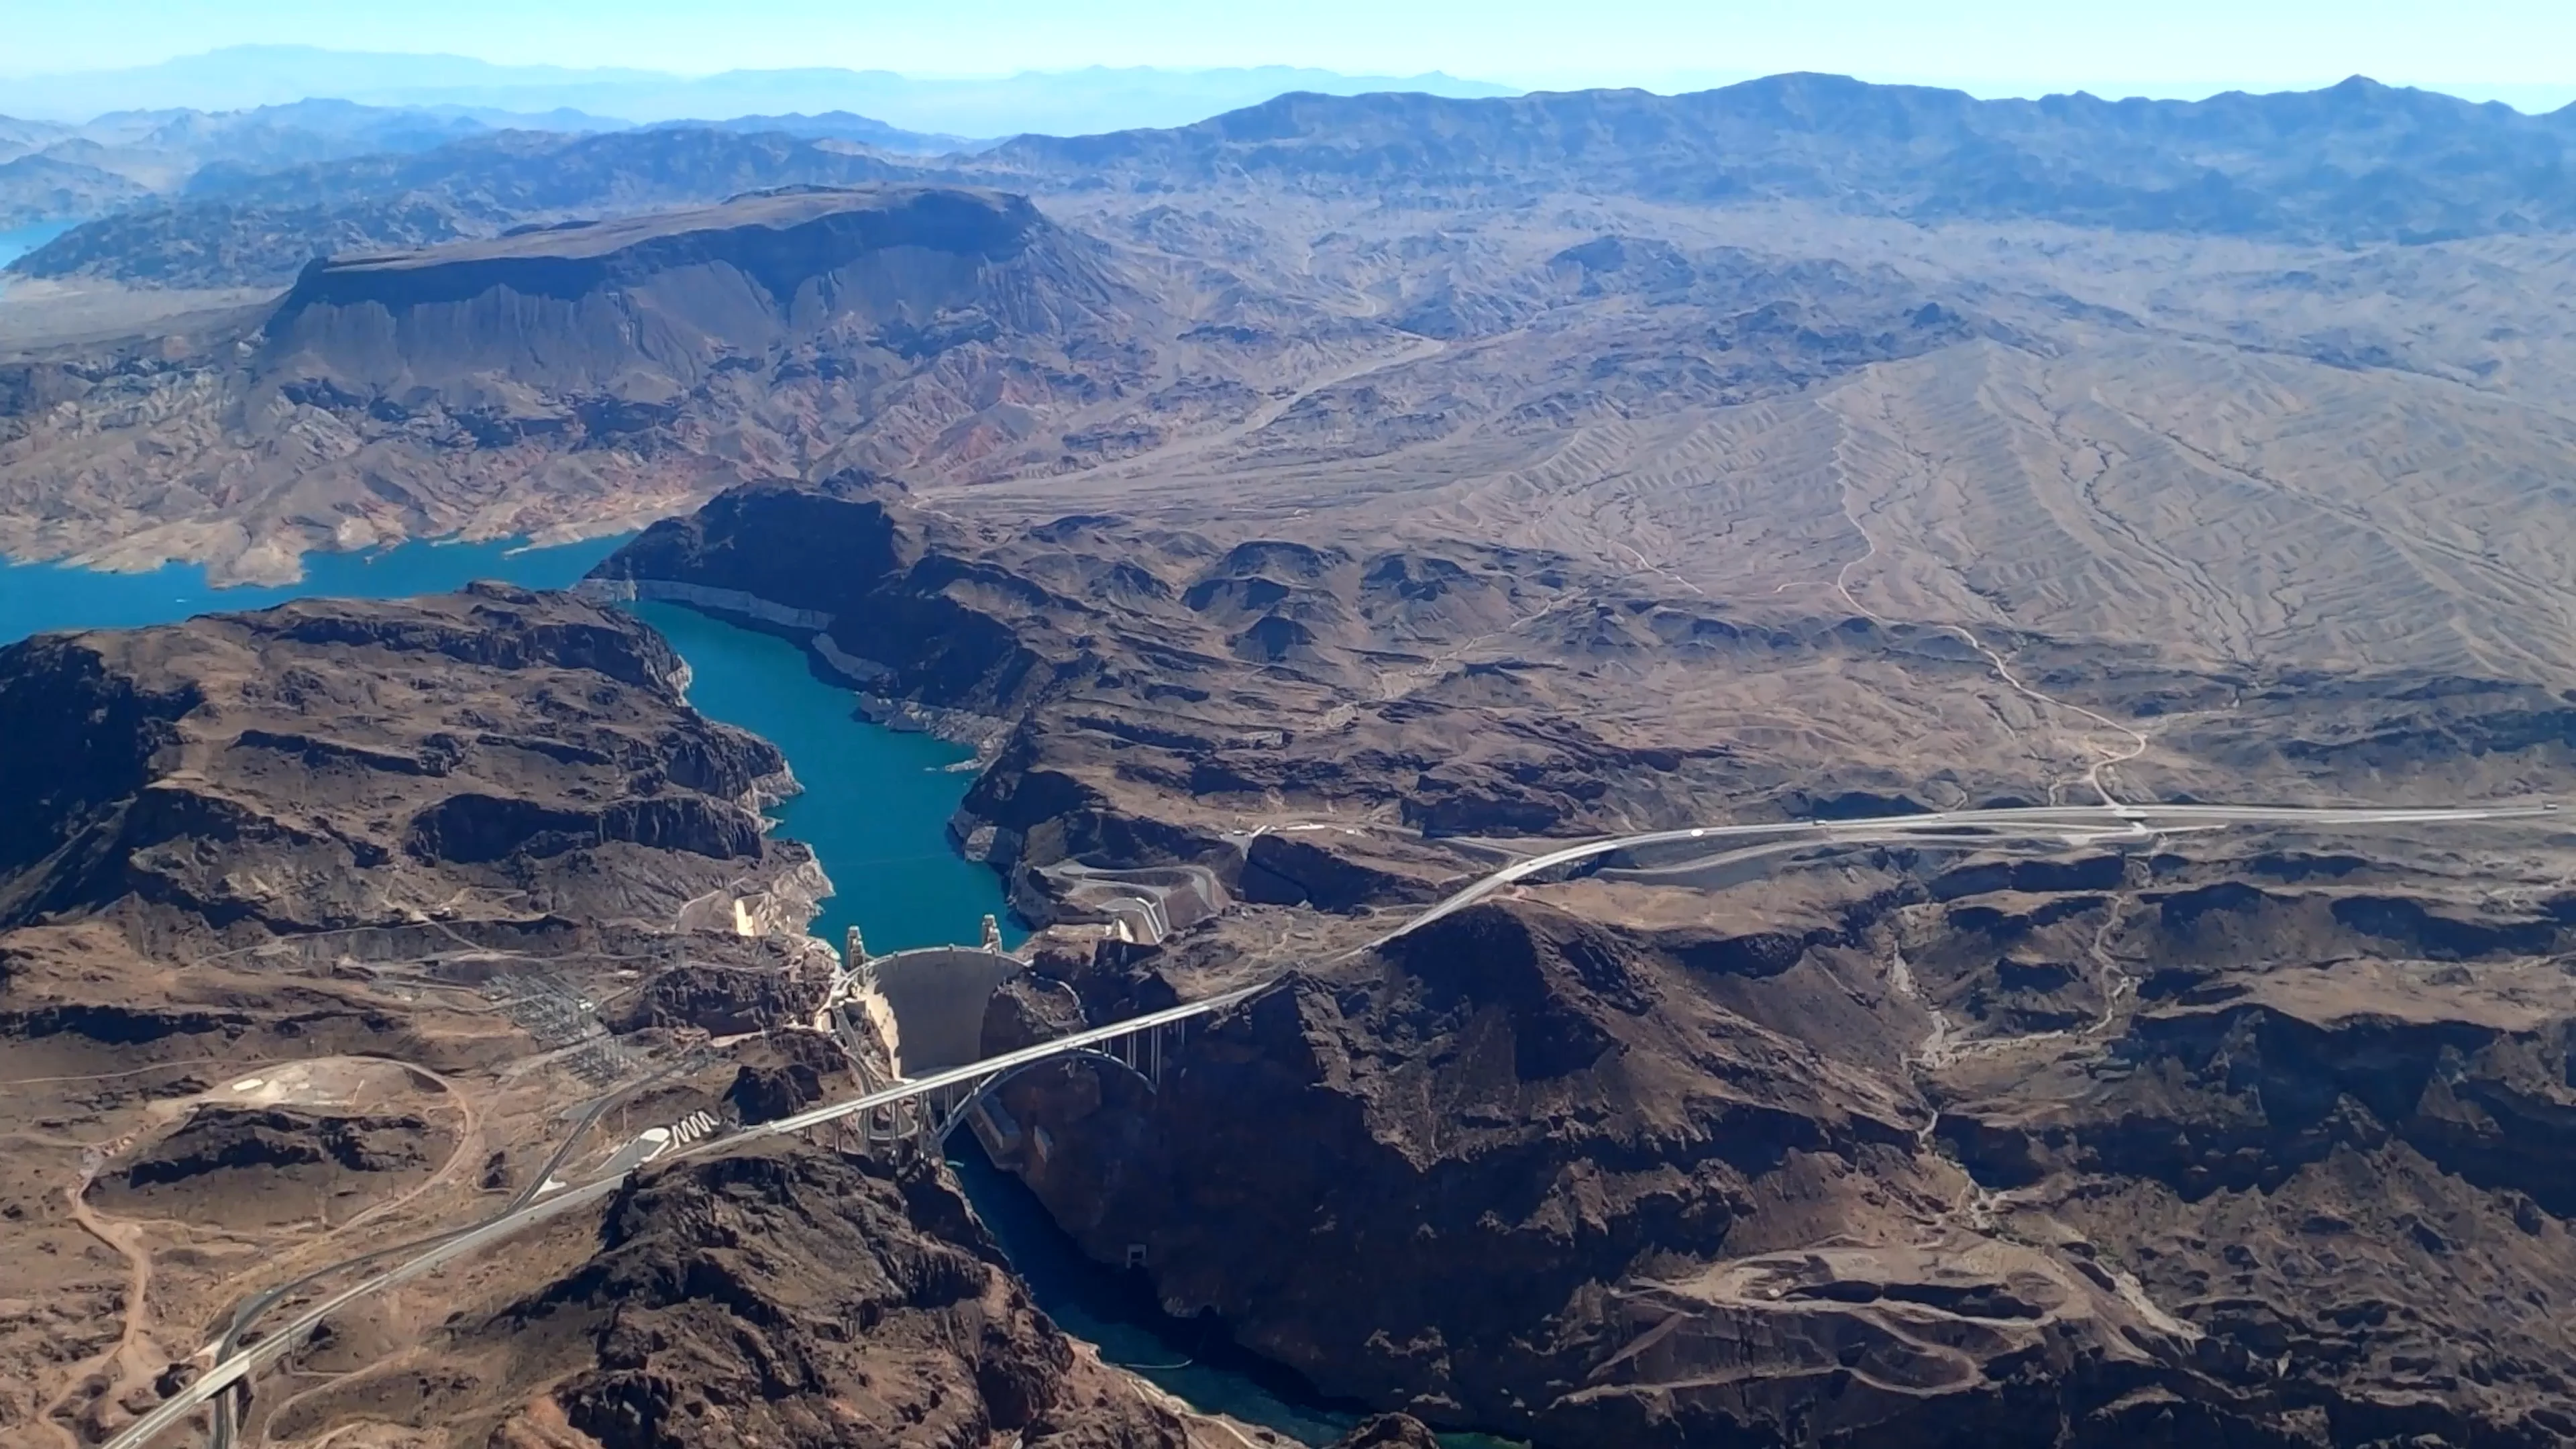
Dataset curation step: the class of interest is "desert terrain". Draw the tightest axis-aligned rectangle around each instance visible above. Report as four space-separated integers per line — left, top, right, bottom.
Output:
3 73 2576 1448
0 586 1329 1448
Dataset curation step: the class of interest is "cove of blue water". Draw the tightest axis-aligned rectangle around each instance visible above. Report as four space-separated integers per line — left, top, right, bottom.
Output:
624 600 1024 957
0 219 78 295
0 535 1507 1445
0 534 629 647
621 602 1452 1446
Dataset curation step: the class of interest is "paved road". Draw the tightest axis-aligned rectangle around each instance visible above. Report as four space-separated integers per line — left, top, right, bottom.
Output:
109 1178 622 1449
1379 800 2560 944
105 796 2557 1449
200 1067 672 1449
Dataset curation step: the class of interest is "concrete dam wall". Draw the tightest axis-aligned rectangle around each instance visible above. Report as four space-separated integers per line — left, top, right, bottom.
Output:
861 944 1019 1075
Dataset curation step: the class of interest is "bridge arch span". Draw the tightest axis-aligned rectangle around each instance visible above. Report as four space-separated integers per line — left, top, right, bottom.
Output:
932 1046 1158 1144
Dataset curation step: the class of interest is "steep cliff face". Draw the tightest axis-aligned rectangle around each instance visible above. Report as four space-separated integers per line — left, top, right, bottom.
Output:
0 583 797 932
991 862 2576 1447
994 900 2000 1440
275 1142 1196 1449
256 185 1118 399
596 474 928 625
0 182 1379 584
0 633 199 899
593 476 1069 721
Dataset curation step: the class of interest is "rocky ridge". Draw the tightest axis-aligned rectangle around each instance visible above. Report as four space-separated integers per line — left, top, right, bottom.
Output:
326 1142 1197 1449
0 585 1303 1448
0 582 802 933
983 847 2576 1446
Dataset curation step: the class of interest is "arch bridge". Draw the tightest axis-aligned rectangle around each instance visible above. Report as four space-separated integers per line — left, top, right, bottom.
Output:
776 989 1240 1155
804 914 1238 1161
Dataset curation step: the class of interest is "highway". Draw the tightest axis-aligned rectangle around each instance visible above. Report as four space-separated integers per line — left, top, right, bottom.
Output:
192 1065 676 1449
107 1176 624 1449
1377 800 2562 943
103 796 2558 1449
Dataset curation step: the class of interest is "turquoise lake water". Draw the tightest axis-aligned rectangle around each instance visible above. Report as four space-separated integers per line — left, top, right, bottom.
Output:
628 600 1414 1444
0 535 629 645
0 537 1501 1446
625 600 1024 957
0 220 76 294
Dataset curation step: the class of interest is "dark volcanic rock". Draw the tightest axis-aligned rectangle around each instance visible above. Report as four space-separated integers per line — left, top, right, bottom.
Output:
258 185 1095 397
449 1141 1187 1449
0 584 798 932
597 476 941 643
983 845 2576 1444
1926 949 2576 1445
991 877 2576 1446
1238 830 1430 911
105 1106 435 1187
615 949 826 1036
1330 1415 1442 1449
991 899 1989 1441
87 1104 450 1228
724 1058 824 1125
722 1031 850 1125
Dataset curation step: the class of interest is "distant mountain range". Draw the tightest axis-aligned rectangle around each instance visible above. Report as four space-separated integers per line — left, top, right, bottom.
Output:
11 70 2576 280
645 113 994 157
987 74 2576 240
0 52 1525 231
0 95 991 230
0 97 636 229
0 46 1520 138
15 129 926 283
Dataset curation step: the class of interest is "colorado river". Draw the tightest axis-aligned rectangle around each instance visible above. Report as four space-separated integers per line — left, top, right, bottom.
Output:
625 600 1399 1444
0 545 1481 1444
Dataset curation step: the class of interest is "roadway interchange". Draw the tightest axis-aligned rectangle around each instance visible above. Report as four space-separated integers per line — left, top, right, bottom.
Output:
196 1065 684 1449
104 798 2561 1449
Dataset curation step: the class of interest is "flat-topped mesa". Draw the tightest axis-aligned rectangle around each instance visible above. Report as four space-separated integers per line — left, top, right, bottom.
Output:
0 182 1217 585
255 184 1114 398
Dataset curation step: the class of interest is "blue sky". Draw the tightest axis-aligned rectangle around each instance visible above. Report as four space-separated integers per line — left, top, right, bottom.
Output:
5 0 2571 105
